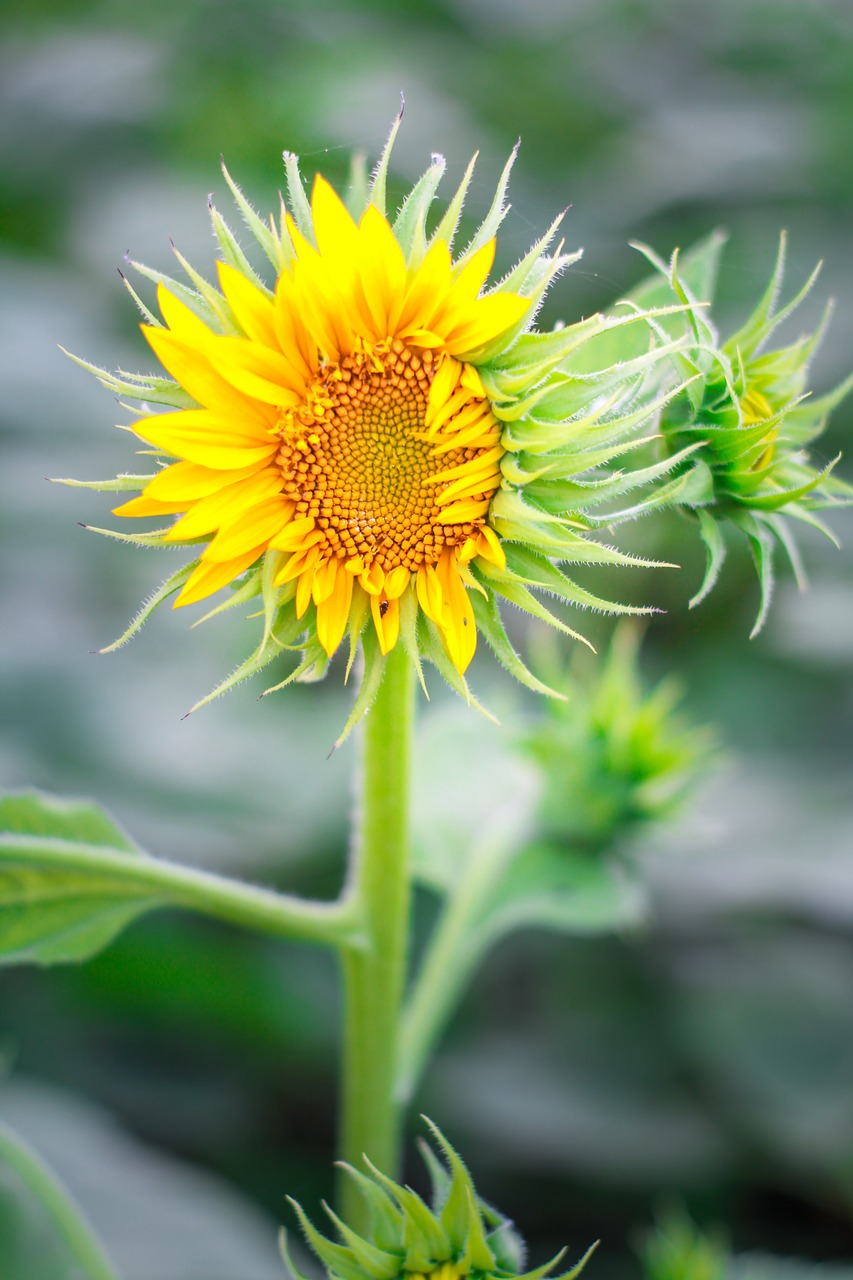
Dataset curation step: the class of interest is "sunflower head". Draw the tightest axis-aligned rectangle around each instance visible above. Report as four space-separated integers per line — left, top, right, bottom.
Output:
64 115 693 726
281 1120 595 1280
638 233 853 633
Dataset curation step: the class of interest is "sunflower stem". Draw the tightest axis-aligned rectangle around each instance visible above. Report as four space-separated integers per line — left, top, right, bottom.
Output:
338 642 416 1225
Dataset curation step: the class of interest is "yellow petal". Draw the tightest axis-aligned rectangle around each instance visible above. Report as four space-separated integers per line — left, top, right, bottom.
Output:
316 561 353 655
143 459 264 503
451 240 496 299
435 550 476 673
444 292 529 354
174 547 263 608
216 260 278 350
371 594 400 655
162 469 284 542
204 497 294 561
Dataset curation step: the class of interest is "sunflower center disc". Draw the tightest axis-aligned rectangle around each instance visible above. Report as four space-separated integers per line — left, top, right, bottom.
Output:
276 340 495 574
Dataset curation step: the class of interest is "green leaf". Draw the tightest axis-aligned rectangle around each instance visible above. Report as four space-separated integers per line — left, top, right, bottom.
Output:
0 792 359 965
0 793 159 965
478 841 647 942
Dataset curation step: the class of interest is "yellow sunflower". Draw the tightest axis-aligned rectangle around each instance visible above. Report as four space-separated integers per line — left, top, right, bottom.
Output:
67 118 690 719
115 177 525 674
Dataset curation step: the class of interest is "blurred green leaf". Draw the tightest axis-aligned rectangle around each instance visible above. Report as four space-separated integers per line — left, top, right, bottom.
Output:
0 792 160 966
478 841 646 942
0 791 353 967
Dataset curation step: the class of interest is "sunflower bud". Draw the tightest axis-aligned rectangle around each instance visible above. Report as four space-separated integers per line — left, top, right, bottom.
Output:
523 626 713 855
639 1211 728 1280
646 233 853 633
281 1121 595 1280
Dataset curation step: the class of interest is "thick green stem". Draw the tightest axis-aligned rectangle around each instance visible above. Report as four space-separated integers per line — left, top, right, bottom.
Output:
339 643 416 1226
0 1118 119 1280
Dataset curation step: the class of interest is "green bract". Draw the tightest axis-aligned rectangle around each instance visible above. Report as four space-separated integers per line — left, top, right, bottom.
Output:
282 1121 594 1280
634 234 853 633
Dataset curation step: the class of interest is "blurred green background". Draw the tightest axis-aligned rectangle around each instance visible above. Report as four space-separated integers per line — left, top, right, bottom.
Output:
2 0 853 1276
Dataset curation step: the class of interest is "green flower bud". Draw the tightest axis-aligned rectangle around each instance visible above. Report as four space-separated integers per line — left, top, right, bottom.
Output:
523 626 714 855
281 1121 595 1280
641 234 853 633
639 1211 729 1280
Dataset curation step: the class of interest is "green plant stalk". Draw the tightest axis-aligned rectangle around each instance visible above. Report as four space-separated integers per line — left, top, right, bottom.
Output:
396 840 501 1107
0 1118 119 1280
0 838 364 949
339 642 416 1227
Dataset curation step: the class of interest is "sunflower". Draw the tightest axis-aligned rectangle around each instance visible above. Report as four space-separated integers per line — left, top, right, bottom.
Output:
66 116 689 720
114 177 526 675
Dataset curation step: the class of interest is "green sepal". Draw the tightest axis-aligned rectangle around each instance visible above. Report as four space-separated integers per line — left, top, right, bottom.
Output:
429 150 478 250
475 565 595 646
220 158 284 270
119 268 161 325
53 473 154 493
336 1164 404 1254
61 349 197 410
628 229 728 314
398 588 428 697
454 141 518 267
283 150 315 243
736 512 776 639
501 543 657 615
460 1188 498 1273
415 1137 452 1216
81 523 200 549
320 1204 401 1280
184 600 308 716
426 1122 480 1253
483 314 602 389
344 585 371 684
369 107 403 218
470 590 564 699
125 255 231 332
393 154 446 267
209 200 271 295
496 210 570 300
690 507 727 609
360 1159 449 1269
98 562 195 653
288 1198 370 1280
334 627 388 751
168 242 239 333
260 637 329 697
190 566 265 628
279 1229 313 1280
